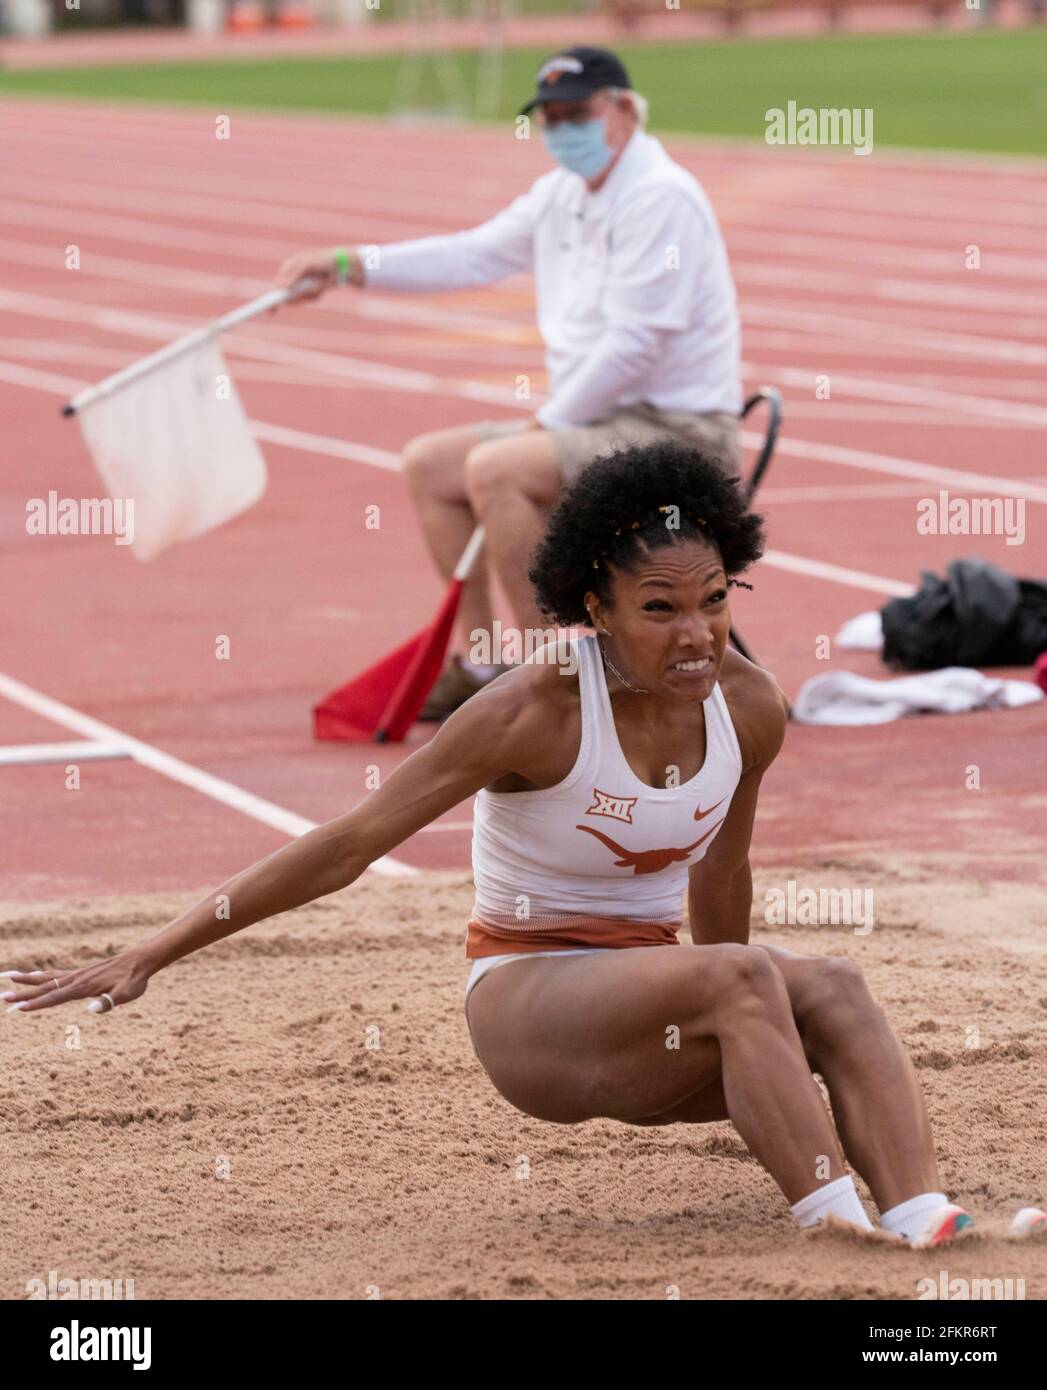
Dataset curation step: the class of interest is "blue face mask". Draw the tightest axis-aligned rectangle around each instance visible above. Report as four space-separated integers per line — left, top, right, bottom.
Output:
541 117 614 179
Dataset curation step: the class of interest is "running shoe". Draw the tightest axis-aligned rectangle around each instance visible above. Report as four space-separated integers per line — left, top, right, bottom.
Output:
1009 1207 1047 1238
911 1204 975 1248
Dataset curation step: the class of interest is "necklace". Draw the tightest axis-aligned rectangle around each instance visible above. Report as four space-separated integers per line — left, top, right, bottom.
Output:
599 640 649 695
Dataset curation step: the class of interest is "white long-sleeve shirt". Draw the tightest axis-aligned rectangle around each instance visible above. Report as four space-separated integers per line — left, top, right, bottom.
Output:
359 129 742 428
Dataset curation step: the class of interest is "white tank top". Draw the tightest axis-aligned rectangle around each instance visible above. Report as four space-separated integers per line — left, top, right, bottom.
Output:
470 634 743 937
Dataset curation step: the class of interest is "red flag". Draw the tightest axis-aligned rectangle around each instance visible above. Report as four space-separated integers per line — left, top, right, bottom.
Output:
313 527 484 744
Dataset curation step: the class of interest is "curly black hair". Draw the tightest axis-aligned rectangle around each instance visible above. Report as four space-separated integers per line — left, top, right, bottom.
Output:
529 440 765 627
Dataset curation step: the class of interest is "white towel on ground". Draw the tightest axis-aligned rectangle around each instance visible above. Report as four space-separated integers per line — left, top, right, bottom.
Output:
792 667 1044 726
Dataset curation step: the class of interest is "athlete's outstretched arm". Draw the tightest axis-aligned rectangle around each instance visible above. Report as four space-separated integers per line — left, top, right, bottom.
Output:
2 678 534 1016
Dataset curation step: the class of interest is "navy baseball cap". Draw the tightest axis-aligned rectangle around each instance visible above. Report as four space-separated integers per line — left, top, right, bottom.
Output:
518 46 632 116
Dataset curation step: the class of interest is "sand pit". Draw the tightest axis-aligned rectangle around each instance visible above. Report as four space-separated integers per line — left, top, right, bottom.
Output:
2 854 1044 1301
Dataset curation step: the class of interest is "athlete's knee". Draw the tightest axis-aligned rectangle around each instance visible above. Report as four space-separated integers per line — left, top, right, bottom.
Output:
703 944 788 1019
797 955 877 1043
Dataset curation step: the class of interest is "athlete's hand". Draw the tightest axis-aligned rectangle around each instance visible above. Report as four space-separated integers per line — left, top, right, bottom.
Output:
1 951 152 1016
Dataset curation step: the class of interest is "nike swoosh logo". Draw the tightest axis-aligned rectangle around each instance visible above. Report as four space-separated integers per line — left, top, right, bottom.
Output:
694 797 726 822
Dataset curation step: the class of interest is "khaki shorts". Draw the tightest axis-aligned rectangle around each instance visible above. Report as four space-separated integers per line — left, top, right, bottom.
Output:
476 402 742 485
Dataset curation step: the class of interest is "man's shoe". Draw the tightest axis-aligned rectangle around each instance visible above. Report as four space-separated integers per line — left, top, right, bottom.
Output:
419 656 508 721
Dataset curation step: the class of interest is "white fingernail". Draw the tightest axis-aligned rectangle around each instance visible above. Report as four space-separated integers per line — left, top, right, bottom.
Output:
87 1001 103 1013
6 1003 27 1013
0 970 19 978
0 992 15 1001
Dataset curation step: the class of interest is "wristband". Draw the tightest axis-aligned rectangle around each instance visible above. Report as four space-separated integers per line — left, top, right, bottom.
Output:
333 246 351 285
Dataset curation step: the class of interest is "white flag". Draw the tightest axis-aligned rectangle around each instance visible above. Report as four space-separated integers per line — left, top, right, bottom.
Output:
75 338 266 562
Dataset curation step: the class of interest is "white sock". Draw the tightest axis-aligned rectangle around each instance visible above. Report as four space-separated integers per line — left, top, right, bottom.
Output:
879 1191 949 1242
790 1175 875 1232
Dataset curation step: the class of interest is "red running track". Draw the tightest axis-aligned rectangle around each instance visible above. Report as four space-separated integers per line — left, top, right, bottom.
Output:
1 100 1045 900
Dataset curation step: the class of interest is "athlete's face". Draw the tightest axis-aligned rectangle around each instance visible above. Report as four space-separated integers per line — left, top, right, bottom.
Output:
586 537 731 702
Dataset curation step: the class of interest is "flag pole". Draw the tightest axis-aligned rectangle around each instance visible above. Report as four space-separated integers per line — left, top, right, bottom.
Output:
370 526 486 744
60 280 318 418
453 524 486 582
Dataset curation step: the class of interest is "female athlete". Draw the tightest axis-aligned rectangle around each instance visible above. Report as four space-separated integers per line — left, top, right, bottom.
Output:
5 441 1041 1249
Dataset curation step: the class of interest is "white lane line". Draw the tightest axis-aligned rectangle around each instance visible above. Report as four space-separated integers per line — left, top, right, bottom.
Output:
252 421 400 470
735 262 1047 319
759 551 914 599
742 337 1047 396
0 740 131 766
0 672 416 878
6 331 1046 507
3 271 533 346
740 430 1047 506
9 188 1047 291
0 359 406 468
8 185 1047 325
757 404 1035 429
725 228 1047 284
0 194 313 265
727 205 1045 257
6 119 1047 230
741 360 1047 427
1 338 382 390
756 482 976 504
742 302 1047 367
0 273 1038 403
0 243 525 338
6 349 1046 513
0 359 86 395
225 332 521 409
13 331 1042 430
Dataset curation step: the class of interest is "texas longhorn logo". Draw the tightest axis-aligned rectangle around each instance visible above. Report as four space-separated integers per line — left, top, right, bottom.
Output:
574 818 725 875
585 787 638 824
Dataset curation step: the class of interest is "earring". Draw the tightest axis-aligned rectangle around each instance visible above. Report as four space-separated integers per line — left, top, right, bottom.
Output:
586 604 611 638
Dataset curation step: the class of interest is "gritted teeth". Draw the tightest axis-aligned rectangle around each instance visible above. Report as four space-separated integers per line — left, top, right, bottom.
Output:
671 657 712 671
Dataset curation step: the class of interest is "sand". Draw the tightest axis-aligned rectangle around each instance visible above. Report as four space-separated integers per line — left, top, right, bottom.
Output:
1 854 1044 1301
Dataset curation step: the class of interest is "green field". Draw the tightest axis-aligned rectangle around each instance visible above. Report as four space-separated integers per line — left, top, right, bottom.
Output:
4 29 1047 155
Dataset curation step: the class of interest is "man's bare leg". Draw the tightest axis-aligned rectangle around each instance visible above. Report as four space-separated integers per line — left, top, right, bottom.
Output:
401 425 496 654
464 431 565 633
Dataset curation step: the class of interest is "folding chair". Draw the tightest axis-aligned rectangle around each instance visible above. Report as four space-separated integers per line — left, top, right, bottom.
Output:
727 386 782 672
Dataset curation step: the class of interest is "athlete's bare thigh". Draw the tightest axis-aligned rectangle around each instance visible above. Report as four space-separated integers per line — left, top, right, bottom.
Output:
465 945 742 1125
465 942 843 1127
